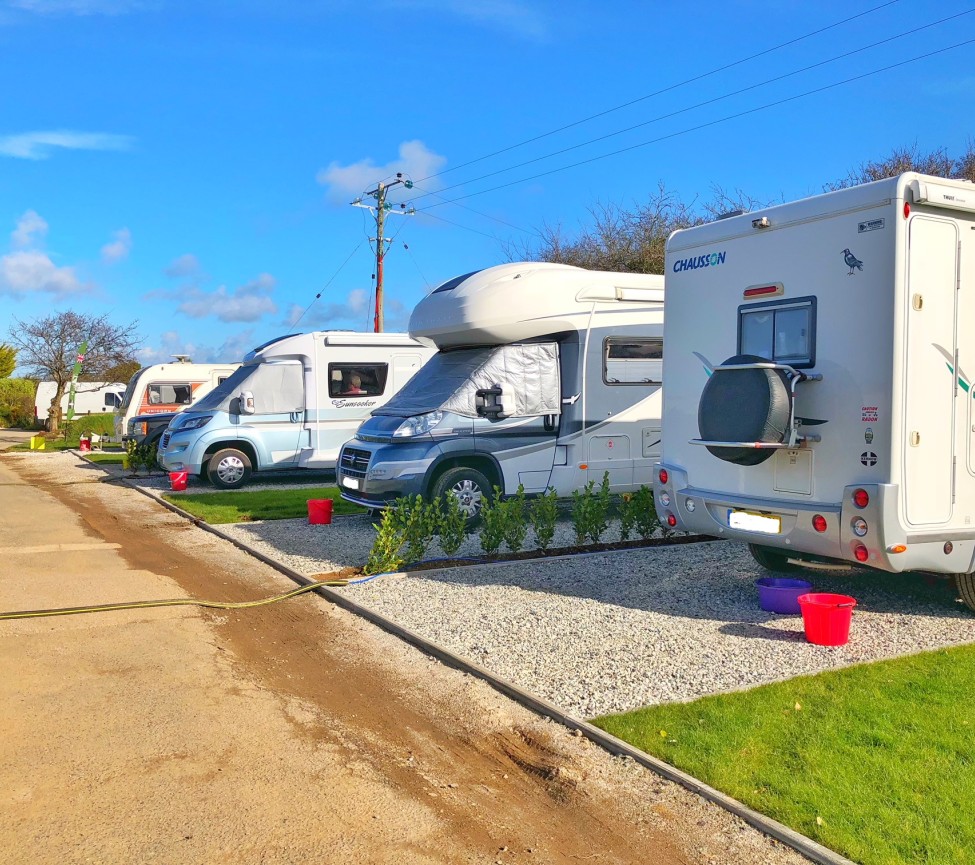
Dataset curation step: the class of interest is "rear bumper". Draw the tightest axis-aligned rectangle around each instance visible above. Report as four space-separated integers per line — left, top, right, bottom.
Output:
654 464 975 575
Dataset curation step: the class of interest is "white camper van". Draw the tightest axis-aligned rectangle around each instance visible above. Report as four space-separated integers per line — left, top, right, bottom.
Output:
337 262 664 518
35 381 126 423
114 357 239 444
157 331 434 488
655 172 975 608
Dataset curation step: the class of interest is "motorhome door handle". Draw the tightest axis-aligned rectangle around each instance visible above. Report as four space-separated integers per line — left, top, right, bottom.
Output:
910 431 921 446
912 294 923 311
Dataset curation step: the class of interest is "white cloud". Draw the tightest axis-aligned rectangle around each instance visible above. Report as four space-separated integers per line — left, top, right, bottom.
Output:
7 0 151 16
101 227 131 263
317 140 446 204
0 249 85 297
178 273 278 323
0 130 134 160
11 209 47 248
164 253 200 279
137 328 258 365
285 287 371 329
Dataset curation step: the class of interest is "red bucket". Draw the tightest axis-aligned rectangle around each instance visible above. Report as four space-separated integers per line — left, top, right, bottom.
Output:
78 438 91 452
798 593 857 646
169 471 188 492
307 498 333 525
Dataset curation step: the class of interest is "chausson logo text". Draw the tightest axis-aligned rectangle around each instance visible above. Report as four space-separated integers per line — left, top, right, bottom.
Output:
672 251 727 273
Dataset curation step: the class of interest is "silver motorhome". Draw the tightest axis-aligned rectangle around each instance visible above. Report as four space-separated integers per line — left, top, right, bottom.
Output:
654 172 975 609
337 262 664 517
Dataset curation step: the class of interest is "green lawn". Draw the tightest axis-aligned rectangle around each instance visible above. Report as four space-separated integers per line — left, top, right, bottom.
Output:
85 452 126 464
594 645 975 865
11 412 119 451
162 487 366 523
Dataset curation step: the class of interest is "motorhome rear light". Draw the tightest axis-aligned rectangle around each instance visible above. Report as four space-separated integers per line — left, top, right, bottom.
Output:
658 468 668 485
666 513 677 528
854 543 869 562
660 492 671 507
852 488 869 508
812 514 827 533
851 517 868 538
743 284 783 299
684 498 696 512
887 544 907 554
903 201 911 219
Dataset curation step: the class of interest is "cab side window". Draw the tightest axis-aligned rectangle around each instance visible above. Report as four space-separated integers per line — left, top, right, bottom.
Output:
328 363 389 398
603 338 663 385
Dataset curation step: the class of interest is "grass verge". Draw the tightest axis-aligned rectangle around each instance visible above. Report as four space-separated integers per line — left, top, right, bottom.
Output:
162 487 366 524
84 453 126 464
593 644 975 865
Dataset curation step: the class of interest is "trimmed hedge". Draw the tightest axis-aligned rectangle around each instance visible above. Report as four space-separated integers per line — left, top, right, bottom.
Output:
0 378 36 429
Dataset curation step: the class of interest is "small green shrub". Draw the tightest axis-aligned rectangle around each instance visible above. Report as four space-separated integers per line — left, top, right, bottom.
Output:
570 472 612 545
437 492 468 558
501 484 528 553
0 378 36 429
398 494 438 565
530 487 559 552
123 439 158 474
478 487 506 556
618 491 638 541
364 508 406 575
632 485 660 539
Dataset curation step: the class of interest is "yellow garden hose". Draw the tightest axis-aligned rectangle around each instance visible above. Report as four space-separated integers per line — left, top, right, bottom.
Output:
0 579 350 621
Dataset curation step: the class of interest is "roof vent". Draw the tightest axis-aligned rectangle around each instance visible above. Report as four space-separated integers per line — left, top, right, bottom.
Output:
171 354 192 363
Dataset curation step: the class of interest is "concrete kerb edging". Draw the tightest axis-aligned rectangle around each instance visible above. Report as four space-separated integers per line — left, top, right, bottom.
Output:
110 468 854 865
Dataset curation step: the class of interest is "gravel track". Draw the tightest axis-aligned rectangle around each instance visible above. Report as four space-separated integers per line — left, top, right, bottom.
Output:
213 508 975 721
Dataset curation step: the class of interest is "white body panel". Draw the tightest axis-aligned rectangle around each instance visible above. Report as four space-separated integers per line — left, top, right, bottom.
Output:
35 381 126 421
657 172 975 576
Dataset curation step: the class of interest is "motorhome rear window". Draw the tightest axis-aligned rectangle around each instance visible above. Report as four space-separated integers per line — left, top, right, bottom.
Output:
603 338 663 385
328 364 389 398
147 383 193 405
738 296 816 368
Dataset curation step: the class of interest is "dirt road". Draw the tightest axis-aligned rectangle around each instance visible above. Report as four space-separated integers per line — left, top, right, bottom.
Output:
0 451 806 865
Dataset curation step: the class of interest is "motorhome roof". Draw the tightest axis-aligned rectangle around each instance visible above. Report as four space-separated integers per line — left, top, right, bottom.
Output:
409 262 664 349
668 172 975 252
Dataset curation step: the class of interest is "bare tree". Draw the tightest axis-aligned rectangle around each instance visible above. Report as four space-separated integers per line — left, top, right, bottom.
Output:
7 311 141 433
824 142 975 191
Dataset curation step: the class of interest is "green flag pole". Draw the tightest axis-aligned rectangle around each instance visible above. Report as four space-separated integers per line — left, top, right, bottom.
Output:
65 340 88 424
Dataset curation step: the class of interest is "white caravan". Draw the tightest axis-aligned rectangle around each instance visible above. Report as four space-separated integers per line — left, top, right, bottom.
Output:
337 262 664 517
35 381 126 423
157 331 434 488
114 357 239 442
654 172 975 608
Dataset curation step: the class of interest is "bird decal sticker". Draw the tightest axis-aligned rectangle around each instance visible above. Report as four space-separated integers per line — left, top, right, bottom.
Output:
842 248 863 275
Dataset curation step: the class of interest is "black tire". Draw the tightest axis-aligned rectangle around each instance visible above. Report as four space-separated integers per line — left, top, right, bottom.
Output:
431 466 493 524
698 354 792 466
955 573 975 612
206 448 253 489
748 543 798 573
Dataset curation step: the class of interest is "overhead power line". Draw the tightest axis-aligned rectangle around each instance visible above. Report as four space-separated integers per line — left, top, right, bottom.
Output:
412 0 901 185
418 36 975 209
411 8 974 203
288 240 366 331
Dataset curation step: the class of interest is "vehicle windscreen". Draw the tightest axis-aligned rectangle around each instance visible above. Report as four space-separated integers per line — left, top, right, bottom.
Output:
375 343 560 419
119 369 147 410
189 363 259 412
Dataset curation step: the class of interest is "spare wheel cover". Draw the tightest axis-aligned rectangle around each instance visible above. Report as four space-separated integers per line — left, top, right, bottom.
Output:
697 354 792 466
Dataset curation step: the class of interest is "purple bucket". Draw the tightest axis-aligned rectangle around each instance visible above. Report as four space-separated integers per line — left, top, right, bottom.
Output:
755 577 814 614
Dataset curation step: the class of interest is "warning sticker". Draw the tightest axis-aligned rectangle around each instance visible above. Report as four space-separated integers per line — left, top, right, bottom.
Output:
861 406 879 423
858 218 885 233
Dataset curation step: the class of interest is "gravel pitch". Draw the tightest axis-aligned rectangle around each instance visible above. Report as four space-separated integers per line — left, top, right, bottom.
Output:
214 508 975 721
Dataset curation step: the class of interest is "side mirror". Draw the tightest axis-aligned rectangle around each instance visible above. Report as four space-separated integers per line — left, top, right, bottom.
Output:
239 391 255 415
475 383 511 419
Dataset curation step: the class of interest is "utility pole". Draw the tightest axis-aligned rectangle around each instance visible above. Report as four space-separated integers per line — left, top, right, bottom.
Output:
351 173 414 332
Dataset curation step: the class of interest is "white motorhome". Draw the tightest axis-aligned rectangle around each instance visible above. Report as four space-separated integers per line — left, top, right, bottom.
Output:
157 332 434 488
114 357 239 443
337 262 664 518
35 381 126 423
655 172 975 609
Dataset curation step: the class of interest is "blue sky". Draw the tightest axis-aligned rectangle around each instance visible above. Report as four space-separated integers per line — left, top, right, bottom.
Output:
1 0 973 369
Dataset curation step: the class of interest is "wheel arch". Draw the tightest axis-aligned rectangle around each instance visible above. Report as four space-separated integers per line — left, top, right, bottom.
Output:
202 440 259 472
425 452 502 497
